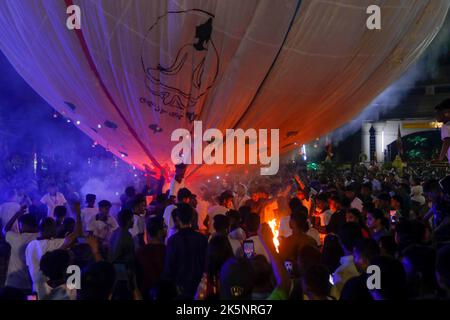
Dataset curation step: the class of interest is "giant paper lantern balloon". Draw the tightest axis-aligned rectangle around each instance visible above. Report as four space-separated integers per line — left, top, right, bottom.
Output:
0 0 448 179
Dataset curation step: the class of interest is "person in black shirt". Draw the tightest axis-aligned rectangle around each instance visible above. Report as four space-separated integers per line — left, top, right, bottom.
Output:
326 196 347 234
163 203 207 299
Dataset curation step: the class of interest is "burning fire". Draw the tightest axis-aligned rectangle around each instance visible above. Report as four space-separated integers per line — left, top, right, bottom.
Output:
268 219 280 253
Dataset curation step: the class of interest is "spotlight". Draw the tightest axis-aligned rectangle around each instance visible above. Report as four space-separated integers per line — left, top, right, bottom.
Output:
97 124 102 129
76 120 81 125
66 119 71 123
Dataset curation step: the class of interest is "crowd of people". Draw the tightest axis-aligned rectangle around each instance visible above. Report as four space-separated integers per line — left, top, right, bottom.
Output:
0 157 450 301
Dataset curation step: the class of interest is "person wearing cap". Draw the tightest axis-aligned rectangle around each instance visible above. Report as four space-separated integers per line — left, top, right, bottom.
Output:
435 98 450 164
163 187 193 243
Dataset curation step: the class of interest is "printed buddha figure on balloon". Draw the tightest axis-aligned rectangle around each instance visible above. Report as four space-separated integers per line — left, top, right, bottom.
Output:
142 10 219 115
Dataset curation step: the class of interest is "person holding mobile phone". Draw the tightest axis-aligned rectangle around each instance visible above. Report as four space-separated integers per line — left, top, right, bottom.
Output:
240 213 270 262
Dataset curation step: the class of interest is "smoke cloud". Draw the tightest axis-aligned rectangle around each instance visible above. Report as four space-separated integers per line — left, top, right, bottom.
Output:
330 13 450 144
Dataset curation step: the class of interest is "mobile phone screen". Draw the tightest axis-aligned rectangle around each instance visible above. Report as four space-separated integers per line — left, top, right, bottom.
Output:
243 240 255 258
27 293 38 301
284 260 294 277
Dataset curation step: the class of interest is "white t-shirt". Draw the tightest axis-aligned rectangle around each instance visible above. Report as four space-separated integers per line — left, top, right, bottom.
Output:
40 192 67 217
130 214 146 247
207 205 229 233
350 197 363 212
81 207 97 231
229 227 246 242
0 201 21 233
306 228 322 247
278 216 292 238
441 121 450 163
318 209 332 227
25 238 66 298
86 215 119 243
163 204 177 242
130 214 146 237
5 231 38 289
331 255 360 299
229 237 242 257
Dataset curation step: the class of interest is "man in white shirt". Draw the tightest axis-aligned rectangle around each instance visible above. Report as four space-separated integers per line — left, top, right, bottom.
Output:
129 194 147 248
238 213 270 262
86 200 118 245
168 163 187 198
435 99 450 164
25 206 81 299
3 208 38 291
0 189 21 233
344 185 363 212
80 194 97 231
163 188 193 242
40 184 67 218
205 190 234 233
313 194 332 230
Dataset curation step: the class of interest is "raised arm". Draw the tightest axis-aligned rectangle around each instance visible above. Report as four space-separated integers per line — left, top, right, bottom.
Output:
258 223 290 296
86 234 102 262
3 205 27 235
61 201 82 249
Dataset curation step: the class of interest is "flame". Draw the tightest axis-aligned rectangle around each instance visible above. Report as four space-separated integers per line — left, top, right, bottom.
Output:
268 219 280 253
